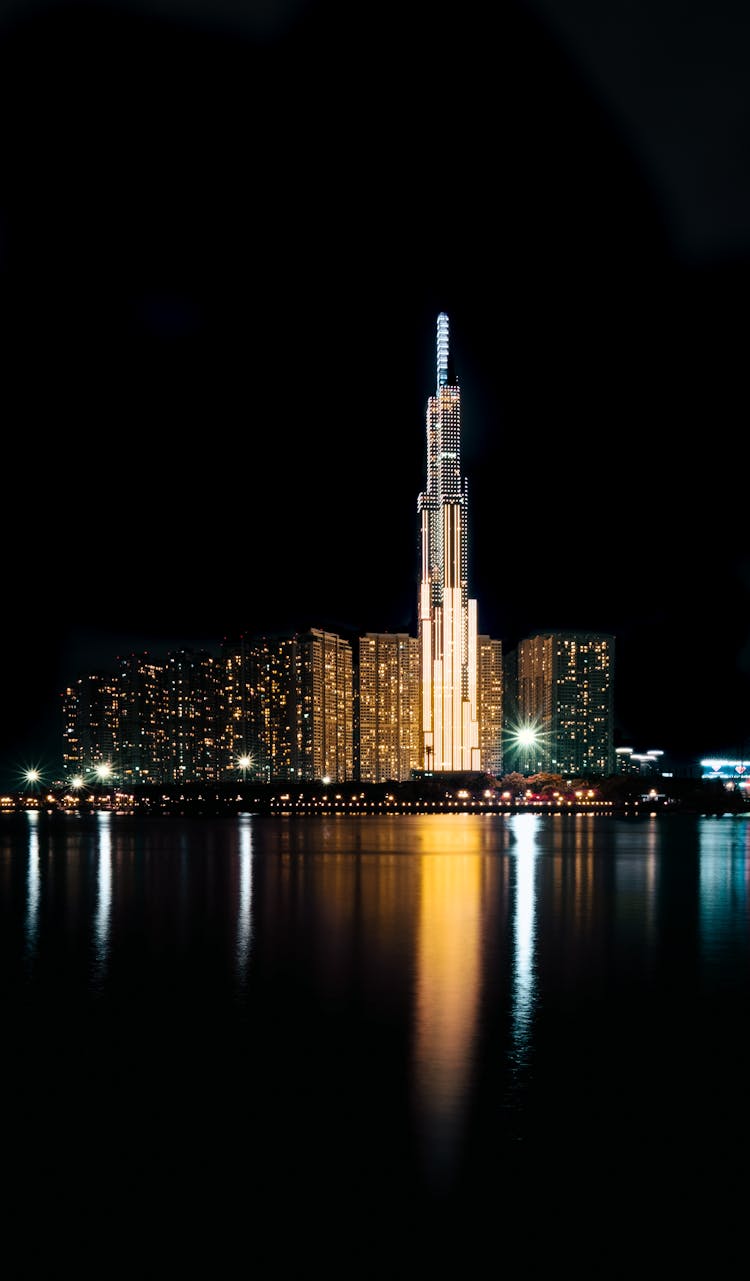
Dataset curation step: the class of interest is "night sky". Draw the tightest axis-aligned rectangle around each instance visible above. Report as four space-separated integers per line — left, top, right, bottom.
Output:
1 0 749 784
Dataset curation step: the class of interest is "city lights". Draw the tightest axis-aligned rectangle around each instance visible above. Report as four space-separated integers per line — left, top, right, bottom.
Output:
20 765 45 793
504 720 547 775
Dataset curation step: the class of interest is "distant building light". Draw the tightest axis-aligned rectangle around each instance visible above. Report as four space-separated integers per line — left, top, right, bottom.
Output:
701 758 750 779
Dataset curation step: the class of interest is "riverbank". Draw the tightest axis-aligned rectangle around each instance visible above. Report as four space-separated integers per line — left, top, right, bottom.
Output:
1 776 745 817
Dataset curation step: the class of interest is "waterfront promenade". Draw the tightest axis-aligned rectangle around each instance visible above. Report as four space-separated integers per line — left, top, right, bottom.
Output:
0 774 742 816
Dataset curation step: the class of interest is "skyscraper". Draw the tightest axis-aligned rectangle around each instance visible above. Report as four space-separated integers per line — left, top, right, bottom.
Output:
61 672 119 779
297 629 354 782
358 632 421 782
164 649 221 784
220 629 354 783
417 312 480 772
477 635 503 777
516 632 615 776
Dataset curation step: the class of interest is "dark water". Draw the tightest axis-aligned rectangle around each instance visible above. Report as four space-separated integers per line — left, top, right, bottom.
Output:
2 811 748 1276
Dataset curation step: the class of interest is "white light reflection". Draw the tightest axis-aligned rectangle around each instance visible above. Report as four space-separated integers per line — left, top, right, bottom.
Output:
25 811 40 973
236 814 254 988
698 816 749 979
92 811 112 991
509 813 539 1073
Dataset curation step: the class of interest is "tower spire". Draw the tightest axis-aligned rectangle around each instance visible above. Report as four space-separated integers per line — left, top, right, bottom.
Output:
417 312 480 773
437 311 450 388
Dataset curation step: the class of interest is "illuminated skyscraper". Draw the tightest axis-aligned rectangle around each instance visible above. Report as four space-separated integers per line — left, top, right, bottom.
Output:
358 632 421 782
220 629 353 783
164 649 221 783
516 631 615 776
418 312 480 772
477 635 503 777
61 672 119 780
220 632 300 782
297 629 354 782
117 652 169 785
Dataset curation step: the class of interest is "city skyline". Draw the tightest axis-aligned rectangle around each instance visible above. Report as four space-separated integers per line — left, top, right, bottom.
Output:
1 2 749 784
49 315 615 790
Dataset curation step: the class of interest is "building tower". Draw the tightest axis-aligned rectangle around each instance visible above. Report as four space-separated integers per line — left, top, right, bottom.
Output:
516 631 615 776
477 635 503 777
117 652 169 786
296 629 354 782
61 672 119 781
417 312 480 771
358 632 421 782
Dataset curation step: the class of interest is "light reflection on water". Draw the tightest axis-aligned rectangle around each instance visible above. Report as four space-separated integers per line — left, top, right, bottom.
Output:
509 812 538 1070
92 811 112 991
235 813 254 987
413 820 484 1190
24 810 40 974
3 811 749 1274
698 815 750 982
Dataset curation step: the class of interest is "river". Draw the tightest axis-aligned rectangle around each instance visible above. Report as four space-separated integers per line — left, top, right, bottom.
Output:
1 811 747 1276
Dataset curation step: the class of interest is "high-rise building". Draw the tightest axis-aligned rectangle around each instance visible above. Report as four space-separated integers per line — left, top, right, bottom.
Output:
477 635 503 777
297 629 353 782
165 649 221 783
358 632 421 782
417 312 480 772
219 632 299 782
61 672 119 779
516 632 615 776
220 629 353 783
117 652 170 785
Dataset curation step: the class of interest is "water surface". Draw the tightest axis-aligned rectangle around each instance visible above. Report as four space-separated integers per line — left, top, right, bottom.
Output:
2 811 747 1275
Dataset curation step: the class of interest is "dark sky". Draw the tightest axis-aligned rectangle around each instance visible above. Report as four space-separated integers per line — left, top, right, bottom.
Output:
1 0 749 783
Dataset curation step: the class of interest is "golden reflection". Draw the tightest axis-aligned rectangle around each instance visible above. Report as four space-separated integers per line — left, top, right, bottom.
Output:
573 814 596 930
413 815 486 1189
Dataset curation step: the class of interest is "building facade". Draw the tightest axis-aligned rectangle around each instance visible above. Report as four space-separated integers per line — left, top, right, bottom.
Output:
516 632 615 776
358 632 421 782
61 672 119 779
164 649 221 784
220 633 299 782
417 312 480 772
220 629 353 783
477 635 503 777
297 629 354 782
117 653 170 786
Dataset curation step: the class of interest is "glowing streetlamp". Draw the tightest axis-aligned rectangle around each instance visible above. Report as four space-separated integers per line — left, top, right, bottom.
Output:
237 754 252 782
19 765 44 806
505 720 544 776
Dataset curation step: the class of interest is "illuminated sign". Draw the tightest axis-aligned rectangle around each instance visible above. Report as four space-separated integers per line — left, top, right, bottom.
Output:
700 759 750 782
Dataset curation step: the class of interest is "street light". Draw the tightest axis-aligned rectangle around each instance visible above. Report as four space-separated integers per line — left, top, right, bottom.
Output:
237 754 252 782
19 765 44 808
505 720 545 776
